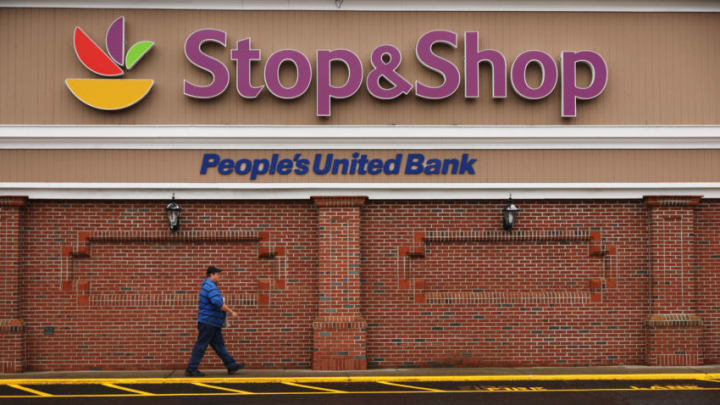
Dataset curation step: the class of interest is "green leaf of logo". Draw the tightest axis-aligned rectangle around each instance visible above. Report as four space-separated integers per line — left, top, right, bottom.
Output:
125 41 154 70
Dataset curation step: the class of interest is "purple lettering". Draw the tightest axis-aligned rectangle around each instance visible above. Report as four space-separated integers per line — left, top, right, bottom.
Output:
366 45 413 100
414 30 461 100
561 50 608 117
180 30 607 118
264 49 312 99
231 38 263 99
464 32 507 99
316 49 363 117
510 50 558 100
183 29 230 99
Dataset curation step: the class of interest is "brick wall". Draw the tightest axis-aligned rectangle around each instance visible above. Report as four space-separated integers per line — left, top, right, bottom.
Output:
0 197 26 373
697 200 720 364
312 197 367 370
19 200 317 371
1 197 718 371
644 196 703 365
361 200 648 367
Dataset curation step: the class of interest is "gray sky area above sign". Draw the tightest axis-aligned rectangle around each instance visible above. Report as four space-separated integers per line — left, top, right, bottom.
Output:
1 1 719 12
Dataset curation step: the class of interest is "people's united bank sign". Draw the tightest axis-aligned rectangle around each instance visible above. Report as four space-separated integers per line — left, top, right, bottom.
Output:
66 17 608 117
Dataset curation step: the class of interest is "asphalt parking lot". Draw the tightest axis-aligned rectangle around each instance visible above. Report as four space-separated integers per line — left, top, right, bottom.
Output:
1 373 719 404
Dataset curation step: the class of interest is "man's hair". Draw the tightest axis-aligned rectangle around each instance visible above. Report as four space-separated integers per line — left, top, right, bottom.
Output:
206 266 223 276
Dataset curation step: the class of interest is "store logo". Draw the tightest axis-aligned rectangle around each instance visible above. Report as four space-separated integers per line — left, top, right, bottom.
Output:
65 17 154 110
184 30 607 117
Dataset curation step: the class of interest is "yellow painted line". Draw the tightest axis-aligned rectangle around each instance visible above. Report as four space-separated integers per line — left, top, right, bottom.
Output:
102 383 155 396
1 373 720 386
282 381 347 393
7 384 52 397
192 382 253 394
0 387 719 399
540 387 720 393
377 380 444 392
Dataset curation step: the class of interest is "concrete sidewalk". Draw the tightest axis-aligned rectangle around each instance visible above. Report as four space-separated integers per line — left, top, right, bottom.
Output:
3 365 720 380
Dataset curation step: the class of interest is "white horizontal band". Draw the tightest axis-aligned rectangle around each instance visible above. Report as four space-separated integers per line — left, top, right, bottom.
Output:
2 126 720 150
2 0 718 12
0 182 716 200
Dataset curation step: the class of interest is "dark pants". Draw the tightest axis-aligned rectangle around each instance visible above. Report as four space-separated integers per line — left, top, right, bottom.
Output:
187 322 238 371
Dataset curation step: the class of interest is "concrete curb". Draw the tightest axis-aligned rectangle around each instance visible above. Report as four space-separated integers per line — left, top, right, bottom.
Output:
3 365 720 381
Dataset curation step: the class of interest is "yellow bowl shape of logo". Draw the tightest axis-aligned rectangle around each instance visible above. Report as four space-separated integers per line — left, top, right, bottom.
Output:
65 79 154 110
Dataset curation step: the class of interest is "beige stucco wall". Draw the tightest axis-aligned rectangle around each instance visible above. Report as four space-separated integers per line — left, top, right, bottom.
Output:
0 9 718 125
1 149 719 183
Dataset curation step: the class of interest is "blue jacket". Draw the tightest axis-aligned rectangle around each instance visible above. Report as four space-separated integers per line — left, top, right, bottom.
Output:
197 279 226 328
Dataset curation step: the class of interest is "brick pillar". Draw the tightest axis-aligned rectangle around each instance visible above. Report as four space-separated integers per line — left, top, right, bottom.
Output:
311 196 367 370
0 196 27 373
644 195 703 366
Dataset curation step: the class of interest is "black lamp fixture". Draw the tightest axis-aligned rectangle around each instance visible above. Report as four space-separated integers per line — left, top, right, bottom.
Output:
165 193 182 233
502 194 520 232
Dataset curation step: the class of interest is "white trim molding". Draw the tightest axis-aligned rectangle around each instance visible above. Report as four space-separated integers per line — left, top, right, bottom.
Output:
2 126 720 150
1 182 719 200
1 1 719 12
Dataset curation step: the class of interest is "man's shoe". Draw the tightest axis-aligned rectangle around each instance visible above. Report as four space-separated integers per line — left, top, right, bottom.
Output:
185 369 205 377
227 363 245 375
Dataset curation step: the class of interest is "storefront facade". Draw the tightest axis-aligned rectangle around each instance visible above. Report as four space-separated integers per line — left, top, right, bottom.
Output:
1 1 719 372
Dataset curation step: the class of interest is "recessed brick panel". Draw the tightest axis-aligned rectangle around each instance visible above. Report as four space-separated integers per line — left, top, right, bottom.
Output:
362 200 651 368
14 200 318 371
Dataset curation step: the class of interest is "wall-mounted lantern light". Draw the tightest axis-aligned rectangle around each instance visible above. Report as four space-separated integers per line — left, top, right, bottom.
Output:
502 195 520 232
165 194 182 233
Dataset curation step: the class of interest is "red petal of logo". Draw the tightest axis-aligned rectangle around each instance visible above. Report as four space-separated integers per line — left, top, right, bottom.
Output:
74 27 123 77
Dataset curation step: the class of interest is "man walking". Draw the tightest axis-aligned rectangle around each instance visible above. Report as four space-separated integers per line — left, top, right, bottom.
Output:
185 266 244 376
